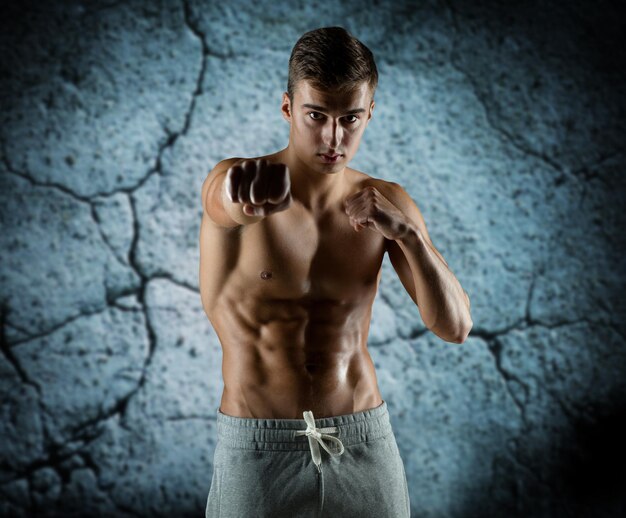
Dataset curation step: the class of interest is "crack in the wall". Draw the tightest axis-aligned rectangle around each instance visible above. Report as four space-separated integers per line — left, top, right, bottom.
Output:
483 342 575 517
524 270 537 323
123 193 136 269
485 338 528 422
469 316 604 344
368 335 400 348
0 139 137 210
165 414 215 422
6 294 133 348
2 304 57 488
0 195 168 477
2 447 145 517
505 438 575 516
79 1 126 19
467 265 605 340
531 374 586 426
76 451 143 518
3 2 620 513
576 151 623 211
377 289 394 309
446 0 624 228
2 147 135 280
150 272 199 294
1 0 208 367
1 475 34 515
443 0 585 190
608 322 626 344
100 0 212 197
89 202 131 268
572 151 621 185
107 194 158 427
0 303 38 392
2 158 194 350
404 326 430 342
1 423 97 488
465 270 610 517
2 153 94 203
0 288 151 491
376 288 431 342
181 0 209 137
1 392 133 488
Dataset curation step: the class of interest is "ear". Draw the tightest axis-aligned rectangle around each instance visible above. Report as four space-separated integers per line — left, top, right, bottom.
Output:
367 99 375 122
281 92 292 122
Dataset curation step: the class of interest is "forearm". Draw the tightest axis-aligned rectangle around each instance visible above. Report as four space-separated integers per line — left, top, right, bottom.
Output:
206 171 264 227
396 224 473 343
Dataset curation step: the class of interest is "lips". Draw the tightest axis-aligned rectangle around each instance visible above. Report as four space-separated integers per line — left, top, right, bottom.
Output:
319 153 342 163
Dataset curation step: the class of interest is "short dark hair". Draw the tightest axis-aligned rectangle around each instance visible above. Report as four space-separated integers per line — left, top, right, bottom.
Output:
287 27 378 104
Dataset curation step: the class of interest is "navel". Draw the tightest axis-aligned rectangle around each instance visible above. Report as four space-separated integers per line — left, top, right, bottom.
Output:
260 270 273 280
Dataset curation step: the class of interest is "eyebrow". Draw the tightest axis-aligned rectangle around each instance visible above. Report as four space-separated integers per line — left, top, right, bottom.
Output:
301 103 366 115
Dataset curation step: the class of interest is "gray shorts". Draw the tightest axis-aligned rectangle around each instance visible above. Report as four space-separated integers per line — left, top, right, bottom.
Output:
205 399 411 518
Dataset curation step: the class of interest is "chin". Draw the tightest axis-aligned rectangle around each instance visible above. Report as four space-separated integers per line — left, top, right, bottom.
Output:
317 163 342 173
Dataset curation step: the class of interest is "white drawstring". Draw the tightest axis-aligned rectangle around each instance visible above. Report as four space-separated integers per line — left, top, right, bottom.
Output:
295 410 345 472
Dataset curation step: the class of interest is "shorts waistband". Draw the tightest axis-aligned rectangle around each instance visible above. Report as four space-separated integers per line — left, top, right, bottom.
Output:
215 399 392 452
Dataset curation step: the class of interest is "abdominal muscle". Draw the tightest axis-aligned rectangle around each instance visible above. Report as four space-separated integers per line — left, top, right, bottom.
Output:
213 293 384 419
201 164 389 419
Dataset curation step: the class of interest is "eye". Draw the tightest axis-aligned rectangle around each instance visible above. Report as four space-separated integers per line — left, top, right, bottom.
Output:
308 112 324 120
344 115 359 124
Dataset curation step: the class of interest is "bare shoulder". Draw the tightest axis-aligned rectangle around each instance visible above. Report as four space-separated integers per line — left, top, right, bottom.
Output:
347 167 433 244
202 156 242 186
205 156 245 181
201 156 247 200
347 167 400 196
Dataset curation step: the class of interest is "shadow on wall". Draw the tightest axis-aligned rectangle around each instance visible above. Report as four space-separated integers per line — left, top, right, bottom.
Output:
562 403 626 515
462 400 626 518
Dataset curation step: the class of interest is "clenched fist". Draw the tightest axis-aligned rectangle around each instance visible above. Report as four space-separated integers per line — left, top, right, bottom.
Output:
223 159 293 217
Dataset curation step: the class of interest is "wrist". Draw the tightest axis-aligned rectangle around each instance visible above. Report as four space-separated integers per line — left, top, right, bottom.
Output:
396 219 421 244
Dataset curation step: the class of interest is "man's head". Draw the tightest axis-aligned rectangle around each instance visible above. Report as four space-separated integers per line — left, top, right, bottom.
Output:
281 27 378 173
286 26 378 106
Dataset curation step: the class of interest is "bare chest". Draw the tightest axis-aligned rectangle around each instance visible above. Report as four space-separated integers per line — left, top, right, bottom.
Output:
236 201 386 301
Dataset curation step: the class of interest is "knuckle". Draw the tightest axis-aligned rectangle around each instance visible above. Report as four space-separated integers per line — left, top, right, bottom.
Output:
242 160 255 174
250 187 262 205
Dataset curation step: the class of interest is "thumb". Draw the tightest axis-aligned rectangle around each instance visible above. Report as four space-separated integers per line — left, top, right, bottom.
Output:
243 203 256 216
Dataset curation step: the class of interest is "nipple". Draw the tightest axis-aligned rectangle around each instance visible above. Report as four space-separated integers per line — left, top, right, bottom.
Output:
260 270 273 280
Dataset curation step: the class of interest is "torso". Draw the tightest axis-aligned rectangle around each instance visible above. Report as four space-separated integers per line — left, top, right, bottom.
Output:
199 152 393 418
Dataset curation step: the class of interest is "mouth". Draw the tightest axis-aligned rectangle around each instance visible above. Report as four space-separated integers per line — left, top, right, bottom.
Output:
319 153 342 163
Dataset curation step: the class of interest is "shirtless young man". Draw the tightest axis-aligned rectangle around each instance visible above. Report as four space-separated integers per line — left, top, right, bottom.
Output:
200 26 472 518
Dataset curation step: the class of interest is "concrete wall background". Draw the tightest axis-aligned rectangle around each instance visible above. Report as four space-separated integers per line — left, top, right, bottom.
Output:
1 0 625 516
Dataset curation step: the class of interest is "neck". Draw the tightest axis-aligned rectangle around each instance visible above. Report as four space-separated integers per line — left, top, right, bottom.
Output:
278 146 346 213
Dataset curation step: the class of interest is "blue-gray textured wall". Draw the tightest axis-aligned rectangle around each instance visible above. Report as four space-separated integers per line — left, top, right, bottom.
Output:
1 1 625 517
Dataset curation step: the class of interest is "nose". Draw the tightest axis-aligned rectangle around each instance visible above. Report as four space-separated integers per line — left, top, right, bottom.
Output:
323 118 342 150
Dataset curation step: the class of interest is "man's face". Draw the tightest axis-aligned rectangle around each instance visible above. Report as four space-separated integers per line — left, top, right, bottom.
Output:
282 80 374 173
